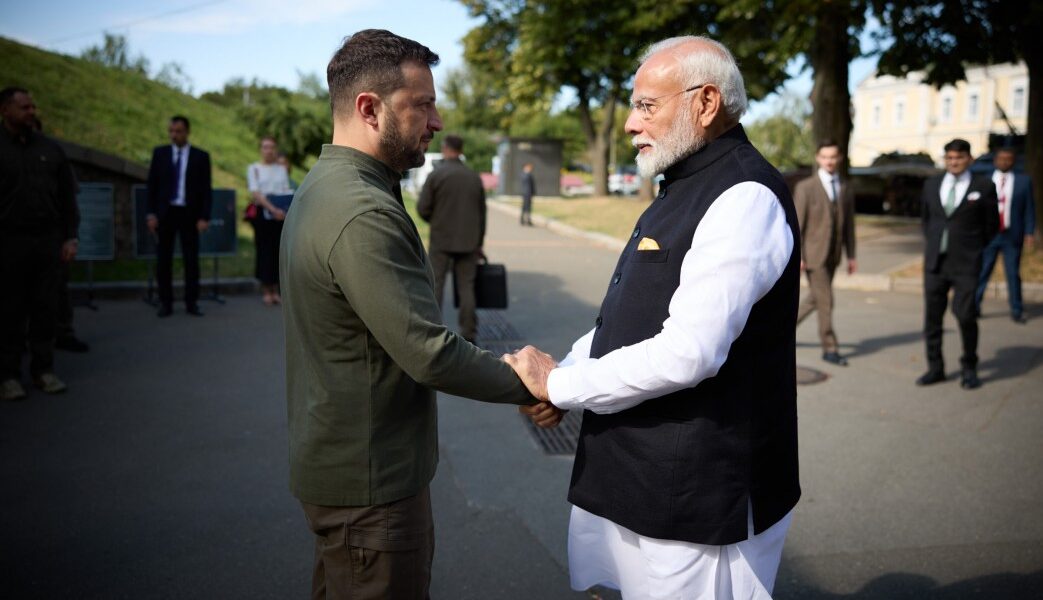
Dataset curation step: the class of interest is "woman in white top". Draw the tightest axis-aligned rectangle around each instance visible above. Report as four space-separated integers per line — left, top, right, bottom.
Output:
247 136 292 305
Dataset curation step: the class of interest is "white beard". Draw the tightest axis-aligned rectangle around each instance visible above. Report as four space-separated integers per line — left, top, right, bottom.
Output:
633 105 705 179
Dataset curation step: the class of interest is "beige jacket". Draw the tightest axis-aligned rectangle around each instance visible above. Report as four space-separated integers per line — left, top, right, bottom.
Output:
794 174 856 269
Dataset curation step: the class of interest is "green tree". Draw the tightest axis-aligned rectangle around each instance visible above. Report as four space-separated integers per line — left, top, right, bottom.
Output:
872 0 1043 239
202 78 331 168
81 33 150 76
460 0 791 197
745 93 815 170
721 1 865 174
154 62 193 95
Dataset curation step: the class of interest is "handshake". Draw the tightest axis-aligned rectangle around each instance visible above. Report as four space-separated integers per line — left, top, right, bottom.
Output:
502 346 565 429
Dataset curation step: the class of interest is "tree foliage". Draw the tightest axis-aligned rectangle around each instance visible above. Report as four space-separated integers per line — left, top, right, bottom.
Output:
154 62 193 95
201 78 330 168
459 0 793 196
81 33 150 76
745 93 815 170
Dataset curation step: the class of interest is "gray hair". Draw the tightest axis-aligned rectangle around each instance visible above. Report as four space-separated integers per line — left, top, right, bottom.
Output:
640 36 747 121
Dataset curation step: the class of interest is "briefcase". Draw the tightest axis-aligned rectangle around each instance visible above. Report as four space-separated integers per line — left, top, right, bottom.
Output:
453 261 508 309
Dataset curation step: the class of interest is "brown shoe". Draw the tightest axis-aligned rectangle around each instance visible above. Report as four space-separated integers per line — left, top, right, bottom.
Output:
34 373 67 394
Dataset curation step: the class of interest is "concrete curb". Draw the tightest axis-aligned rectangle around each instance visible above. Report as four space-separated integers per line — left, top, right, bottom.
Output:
489 199 1043 302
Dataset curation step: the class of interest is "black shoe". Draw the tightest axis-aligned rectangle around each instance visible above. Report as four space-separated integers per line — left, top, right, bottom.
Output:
55 336 90 353
157 305 173 318
916 370 946 386
1012 314 1027 324
822 352 848 366
960 369 982 389
186 306 205 317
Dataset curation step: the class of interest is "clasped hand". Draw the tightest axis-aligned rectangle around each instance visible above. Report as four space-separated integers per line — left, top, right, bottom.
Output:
502 345 564 429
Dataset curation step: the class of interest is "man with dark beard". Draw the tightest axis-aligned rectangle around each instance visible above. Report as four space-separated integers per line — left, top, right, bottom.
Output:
279 30 549 599
505 36 800 598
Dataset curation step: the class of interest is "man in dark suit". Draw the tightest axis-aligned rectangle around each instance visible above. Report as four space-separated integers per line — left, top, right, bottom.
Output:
918 139 998 389
417 134 486 342
146 115 212 317
794 140 857 366
975 147 1035 323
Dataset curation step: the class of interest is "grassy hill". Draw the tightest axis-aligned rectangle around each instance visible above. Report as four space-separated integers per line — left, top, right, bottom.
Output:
0 37 431 283
1 37 273 282
0 36 257 190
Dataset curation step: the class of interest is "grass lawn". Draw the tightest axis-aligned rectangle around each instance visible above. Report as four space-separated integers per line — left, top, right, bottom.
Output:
497 195 650 240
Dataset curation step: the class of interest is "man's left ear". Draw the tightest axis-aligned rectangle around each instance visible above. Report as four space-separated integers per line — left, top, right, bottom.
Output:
697 84 722 127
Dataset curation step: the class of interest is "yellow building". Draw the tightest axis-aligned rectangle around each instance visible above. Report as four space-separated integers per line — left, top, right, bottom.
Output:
849 62 1028 167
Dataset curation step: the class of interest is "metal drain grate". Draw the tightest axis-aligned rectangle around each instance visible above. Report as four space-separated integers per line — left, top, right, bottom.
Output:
523 409 583 455
475 309 521 341
796 366 829 385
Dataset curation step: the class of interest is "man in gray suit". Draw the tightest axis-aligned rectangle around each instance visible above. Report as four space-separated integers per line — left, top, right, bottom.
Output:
794 140 856 366
418 134 486 342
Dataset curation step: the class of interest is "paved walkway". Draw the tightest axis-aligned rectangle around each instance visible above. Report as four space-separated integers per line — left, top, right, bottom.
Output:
2 206 1041 598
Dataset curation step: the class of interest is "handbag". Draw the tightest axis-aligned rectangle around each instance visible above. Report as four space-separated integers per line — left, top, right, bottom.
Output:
244 165 261 222
243 202 259 222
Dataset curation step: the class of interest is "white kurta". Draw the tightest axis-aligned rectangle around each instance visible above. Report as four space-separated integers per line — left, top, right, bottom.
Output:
547 181 796 599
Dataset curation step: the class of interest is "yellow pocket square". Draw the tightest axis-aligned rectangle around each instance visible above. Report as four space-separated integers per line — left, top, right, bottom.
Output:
637 237 660 251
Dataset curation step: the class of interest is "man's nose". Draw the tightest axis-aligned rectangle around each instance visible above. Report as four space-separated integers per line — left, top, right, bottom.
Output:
624 110 642 136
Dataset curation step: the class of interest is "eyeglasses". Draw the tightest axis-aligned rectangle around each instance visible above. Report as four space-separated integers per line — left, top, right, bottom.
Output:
629 84 705 118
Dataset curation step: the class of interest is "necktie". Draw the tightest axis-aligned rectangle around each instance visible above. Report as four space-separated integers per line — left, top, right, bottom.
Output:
998 174 1007 232
171 147 181 203
941 181 957 254
831 177 839 202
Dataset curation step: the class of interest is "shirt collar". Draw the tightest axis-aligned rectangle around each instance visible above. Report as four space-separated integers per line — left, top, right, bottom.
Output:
319 143 403 187
943 170 971 185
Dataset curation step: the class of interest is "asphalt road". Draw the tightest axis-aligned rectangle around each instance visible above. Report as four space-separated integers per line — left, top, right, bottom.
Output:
2 206 1041 599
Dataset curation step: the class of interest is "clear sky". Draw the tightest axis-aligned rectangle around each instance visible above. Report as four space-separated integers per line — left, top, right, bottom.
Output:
1 0 879 121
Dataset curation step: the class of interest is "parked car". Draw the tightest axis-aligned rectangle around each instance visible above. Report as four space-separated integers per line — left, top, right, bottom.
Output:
609 168 641 195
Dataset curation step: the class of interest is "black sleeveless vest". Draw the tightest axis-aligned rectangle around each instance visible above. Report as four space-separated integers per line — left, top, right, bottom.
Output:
567 125 801 545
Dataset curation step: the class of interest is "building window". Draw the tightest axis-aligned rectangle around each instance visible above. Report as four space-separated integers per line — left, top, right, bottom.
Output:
941 96 953 122
967 93 979 120
872 103 881 127
895 100 905 125
1013 86 1026 116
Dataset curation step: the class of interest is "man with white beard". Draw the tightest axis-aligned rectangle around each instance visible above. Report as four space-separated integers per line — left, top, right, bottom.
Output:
510 36 801 598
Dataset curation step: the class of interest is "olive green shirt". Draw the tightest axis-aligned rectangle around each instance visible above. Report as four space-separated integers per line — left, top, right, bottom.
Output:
281 144 534 507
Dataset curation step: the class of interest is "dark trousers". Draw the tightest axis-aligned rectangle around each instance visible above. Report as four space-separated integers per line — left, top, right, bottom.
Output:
251 217 283 285
796 263 838 352
56 261 75 339
156 206 200 308
430 250 478 341
975 234 1023 318
924 256 979 373
0 231 61 379
300 487 434 600
520 195 533 225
